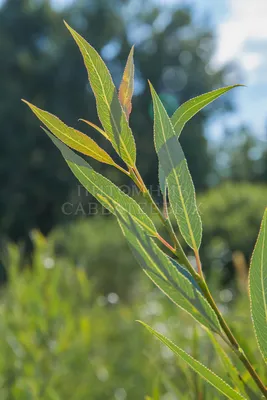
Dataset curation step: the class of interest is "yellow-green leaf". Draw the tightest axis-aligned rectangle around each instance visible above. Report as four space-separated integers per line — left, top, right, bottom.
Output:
64 22 136 167
139 322 246 400
249 208 267 363
23 100 117 167
119 46 135 120
79 119 109 140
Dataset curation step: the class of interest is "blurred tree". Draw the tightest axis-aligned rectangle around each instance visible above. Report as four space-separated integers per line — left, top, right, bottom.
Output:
215 125 267 183
199 182 267 286
0 0 232 241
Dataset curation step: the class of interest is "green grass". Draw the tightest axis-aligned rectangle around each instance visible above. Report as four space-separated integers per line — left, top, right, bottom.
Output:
0 228 265 400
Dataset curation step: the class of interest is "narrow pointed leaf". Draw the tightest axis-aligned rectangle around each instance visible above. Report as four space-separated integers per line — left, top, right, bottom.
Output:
65 22 136 167
79 119 109 140
149 83 202 249
159 85 242 197
119 46 135 119
113 208 221 333
23 100 117 167
171 85 242 137
44 130 157 237
249 208 267 363
139 322 246 400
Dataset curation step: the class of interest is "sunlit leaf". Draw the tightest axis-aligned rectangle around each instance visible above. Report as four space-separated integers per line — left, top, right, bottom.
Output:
171 85 242 137
113 208 221 333
65 22 136 167
159 85 242 197
119 46 135 120
23 100 118 167
149 82 202 250
79 119 109 140
44 130 157 237
139 322 246 400
249 208 267 363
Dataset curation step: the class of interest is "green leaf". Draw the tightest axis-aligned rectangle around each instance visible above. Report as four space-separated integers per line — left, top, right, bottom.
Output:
113 208 221 333
171 85 242 137
159 85 242 196
139 322 246 400
23 100 117 167
44 129 157 237
65 22 136 167
119 46 135 120
149 82 202 250
249 208 267 363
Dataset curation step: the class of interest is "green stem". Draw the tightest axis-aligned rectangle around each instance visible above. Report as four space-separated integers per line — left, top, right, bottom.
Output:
129 166 267 397
198 279 267 398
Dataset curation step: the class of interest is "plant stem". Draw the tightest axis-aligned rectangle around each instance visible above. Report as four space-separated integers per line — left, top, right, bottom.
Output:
179 254 267 397
129 166 267 398
198 278 267 398
156 233 175 253
194 249 203 277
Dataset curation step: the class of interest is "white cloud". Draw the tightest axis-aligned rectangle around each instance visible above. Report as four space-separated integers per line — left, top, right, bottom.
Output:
213 0 267 68
209 0 267 136
240 52 262 72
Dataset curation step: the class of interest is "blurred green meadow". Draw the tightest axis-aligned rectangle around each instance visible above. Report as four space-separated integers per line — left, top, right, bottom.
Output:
1 182 267 399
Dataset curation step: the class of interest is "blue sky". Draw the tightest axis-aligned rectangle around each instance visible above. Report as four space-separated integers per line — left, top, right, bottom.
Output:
154 0 267 140
207 0 267 140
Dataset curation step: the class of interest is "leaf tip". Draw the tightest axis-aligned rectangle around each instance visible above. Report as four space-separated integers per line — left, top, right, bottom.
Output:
21 99 34 111
136 320 145 326
63 20 70 29
64 20 75 35
147 80 154 91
